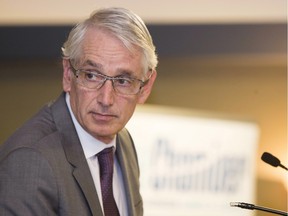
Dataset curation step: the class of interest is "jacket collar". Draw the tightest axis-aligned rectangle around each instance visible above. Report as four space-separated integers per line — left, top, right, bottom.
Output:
50 92 103 216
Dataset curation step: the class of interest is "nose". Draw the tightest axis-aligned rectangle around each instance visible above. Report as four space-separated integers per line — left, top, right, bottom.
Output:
97 79 115 106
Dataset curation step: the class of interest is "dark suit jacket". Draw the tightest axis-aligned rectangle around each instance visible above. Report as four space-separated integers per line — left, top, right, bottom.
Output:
0 93 143 216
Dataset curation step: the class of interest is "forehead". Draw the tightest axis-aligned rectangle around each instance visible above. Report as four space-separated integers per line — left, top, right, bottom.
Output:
81 28 140 58
79 28 145 73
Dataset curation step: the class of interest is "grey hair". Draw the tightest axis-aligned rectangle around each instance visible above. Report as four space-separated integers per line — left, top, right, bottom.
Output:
62 7 158 72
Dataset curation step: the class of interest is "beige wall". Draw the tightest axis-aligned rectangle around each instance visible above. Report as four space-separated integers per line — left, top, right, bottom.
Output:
0 0 286 25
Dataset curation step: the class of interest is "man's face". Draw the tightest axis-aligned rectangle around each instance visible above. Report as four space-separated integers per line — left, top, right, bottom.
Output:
62 28 156 144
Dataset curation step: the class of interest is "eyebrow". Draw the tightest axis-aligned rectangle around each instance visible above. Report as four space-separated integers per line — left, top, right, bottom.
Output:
82 60 103 70
83 59 136 78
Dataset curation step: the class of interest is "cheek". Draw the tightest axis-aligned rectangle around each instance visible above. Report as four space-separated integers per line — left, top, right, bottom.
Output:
119 97 138 120
137 88 151 104
70 88 94 119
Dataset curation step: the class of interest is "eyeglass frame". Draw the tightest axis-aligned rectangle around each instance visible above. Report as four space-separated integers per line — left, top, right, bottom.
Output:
68 60 153 95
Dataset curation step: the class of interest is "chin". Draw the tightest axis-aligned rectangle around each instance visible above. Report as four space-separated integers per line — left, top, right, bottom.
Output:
91 128 116 140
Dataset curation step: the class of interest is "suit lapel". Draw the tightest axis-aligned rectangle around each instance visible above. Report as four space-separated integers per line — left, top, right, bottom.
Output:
72 164 103 216
116 129 141 216
51 93 103 216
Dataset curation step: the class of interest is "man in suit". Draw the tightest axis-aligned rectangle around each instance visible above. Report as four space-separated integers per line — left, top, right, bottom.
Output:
0 7 157 216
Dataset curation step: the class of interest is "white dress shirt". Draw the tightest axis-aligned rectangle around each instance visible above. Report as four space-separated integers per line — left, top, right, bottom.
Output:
65 93 128 215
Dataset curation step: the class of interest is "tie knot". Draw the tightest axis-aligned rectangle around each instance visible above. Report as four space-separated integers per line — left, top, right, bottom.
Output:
98 147 114 176
99 147 114 155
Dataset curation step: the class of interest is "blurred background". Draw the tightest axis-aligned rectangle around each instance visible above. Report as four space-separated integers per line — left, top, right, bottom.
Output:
0 0 287 215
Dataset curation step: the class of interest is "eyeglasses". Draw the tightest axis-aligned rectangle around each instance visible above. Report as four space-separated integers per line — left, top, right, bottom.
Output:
69 60 152 95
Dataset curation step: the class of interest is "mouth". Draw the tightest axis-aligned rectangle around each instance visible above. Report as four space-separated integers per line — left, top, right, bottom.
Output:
91 112 117 122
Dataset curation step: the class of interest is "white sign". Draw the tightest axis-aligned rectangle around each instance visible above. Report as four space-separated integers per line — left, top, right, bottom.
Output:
126 105 259 216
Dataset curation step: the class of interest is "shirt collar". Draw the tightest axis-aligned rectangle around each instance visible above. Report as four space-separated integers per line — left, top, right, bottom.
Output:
65 93 116 159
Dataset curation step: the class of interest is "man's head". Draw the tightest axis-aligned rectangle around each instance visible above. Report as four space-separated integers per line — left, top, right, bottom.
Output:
62 7 158 73
61 7 157 143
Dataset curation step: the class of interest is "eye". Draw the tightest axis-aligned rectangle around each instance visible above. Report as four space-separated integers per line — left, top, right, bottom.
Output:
115 77 134 87
83 71 103 82
86 73 96 80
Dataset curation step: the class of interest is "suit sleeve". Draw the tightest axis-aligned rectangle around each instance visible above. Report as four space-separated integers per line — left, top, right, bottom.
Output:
0 148 59 216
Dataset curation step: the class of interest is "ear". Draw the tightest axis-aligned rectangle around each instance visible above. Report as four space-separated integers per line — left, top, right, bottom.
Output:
62 58 72 92
137 69 157 104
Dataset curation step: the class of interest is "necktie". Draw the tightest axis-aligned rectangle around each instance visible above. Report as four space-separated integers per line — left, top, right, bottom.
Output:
97 147 120 216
